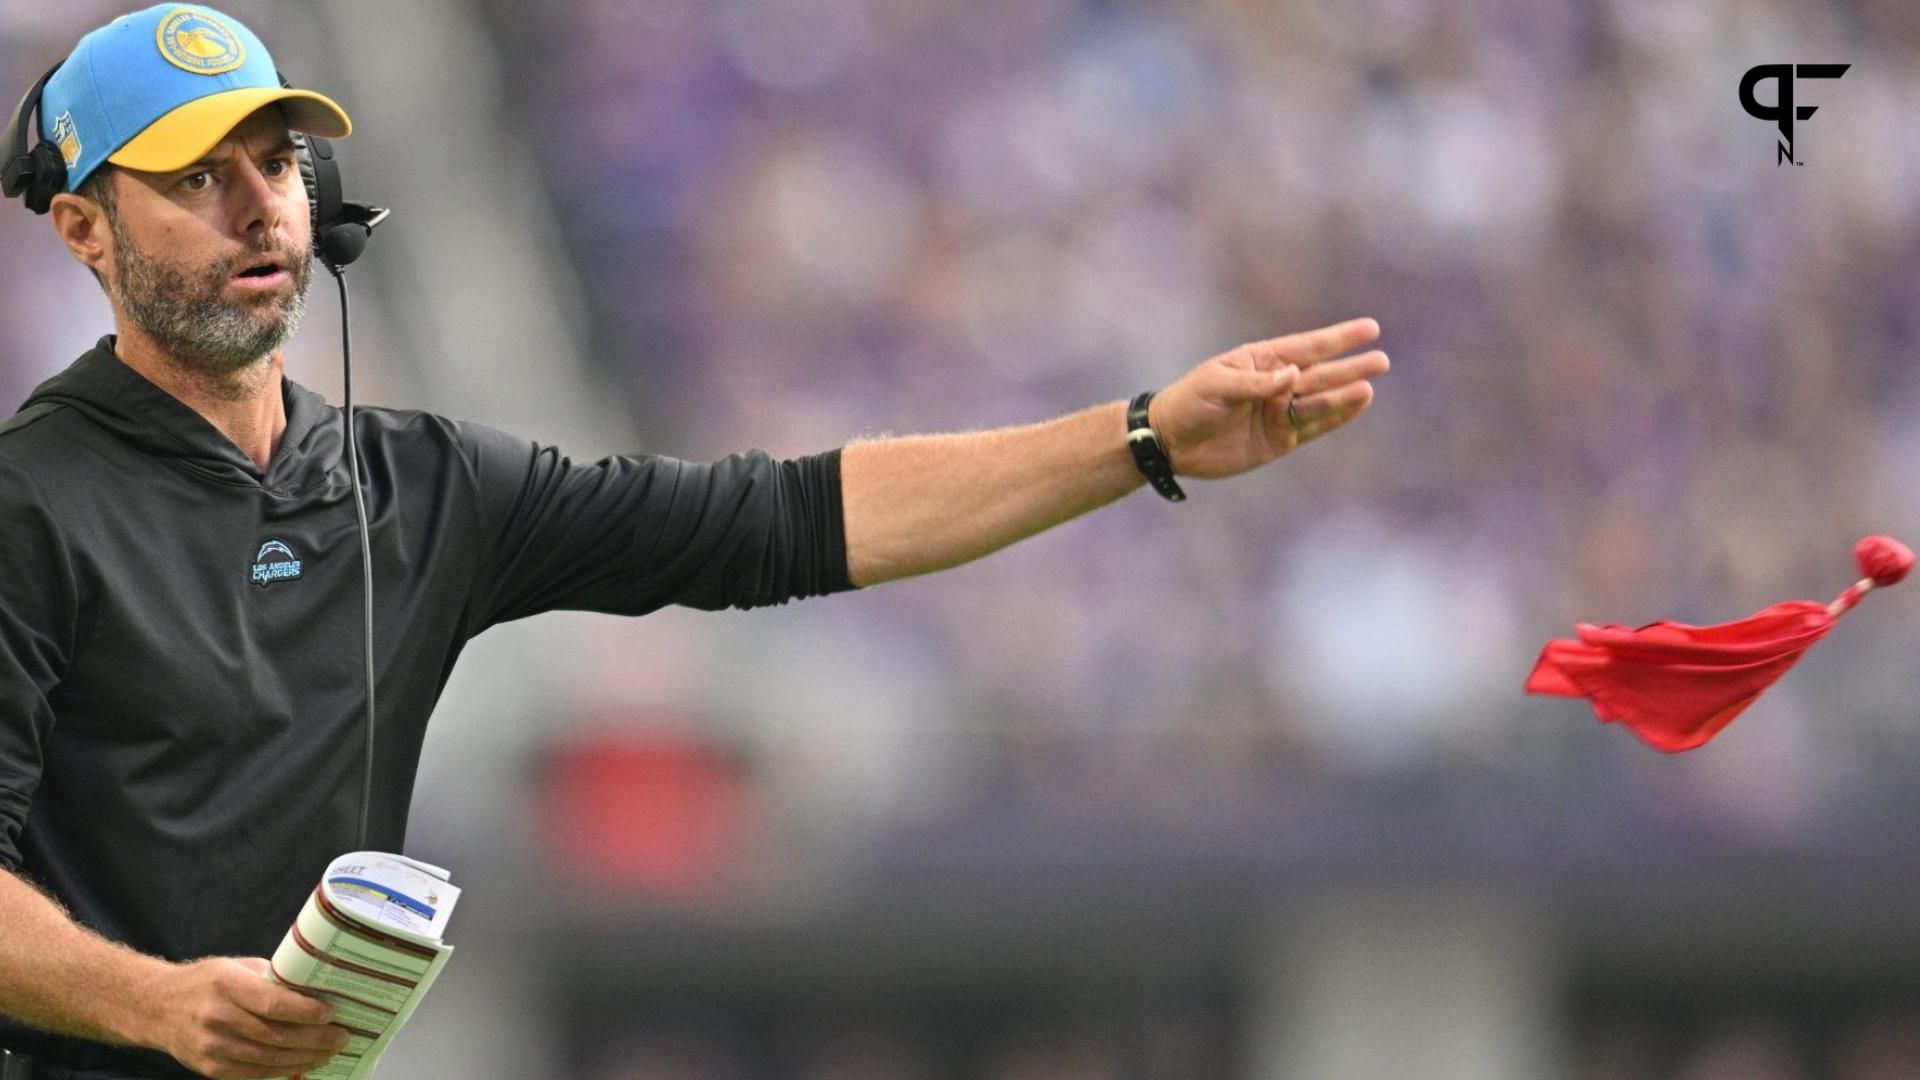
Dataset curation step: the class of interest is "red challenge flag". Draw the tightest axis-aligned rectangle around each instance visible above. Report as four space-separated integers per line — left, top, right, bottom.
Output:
1526 536 1915 752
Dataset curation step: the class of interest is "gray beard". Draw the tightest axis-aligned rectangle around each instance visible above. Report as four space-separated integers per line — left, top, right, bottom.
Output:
110 218 312 385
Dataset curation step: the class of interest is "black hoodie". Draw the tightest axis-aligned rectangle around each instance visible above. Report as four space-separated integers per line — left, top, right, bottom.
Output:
0 338 851 1076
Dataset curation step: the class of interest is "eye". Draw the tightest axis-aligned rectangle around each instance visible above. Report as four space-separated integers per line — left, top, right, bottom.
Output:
263 156 296 179
179 171 213 192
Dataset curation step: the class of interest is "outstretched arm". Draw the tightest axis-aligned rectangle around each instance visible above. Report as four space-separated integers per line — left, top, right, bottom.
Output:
841 317 1388 586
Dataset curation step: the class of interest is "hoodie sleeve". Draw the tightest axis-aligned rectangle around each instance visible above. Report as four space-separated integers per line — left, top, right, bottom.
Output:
451 422 855 632
0 457 77 872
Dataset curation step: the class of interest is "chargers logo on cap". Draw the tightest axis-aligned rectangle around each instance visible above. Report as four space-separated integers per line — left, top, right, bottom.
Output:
50 112 81 169
157 9 246 75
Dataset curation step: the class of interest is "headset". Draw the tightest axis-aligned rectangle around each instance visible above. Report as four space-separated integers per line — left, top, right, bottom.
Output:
4 63 389 852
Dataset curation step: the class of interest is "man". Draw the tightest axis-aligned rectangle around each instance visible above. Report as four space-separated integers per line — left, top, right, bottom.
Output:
0 5 1389 1079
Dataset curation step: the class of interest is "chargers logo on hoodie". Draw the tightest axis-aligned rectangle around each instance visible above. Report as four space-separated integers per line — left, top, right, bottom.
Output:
250 538 304 587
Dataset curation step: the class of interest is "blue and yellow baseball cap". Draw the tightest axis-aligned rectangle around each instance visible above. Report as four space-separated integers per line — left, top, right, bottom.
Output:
39 3 351 191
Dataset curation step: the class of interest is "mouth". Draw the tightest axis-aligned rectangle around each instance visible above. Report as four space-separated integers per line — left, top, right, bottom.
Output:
230 256 291 290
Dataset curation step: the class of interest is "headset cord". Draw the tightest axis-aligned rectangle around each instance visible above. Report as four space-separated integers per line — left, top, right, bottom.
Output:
336 269 378 852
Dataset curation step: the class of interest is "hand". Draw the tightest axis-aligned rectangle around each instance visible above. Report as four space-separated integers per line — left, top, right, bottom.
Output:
142 957 351 1079
1148 317 1389 479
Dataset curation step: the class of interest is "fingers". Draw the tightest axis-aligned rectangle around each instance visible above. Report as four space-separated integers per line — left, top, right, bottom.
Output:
1241 317 1380 370
1211 360 1299 403
209 1031 344 1075
1289 379 1376 427
1293 349 1389 396
187 1007 349 1078
181 1014 347 1079
223 1009 353 1055
213 961 345 1069
1274 382 1375 444
228 966 335 1026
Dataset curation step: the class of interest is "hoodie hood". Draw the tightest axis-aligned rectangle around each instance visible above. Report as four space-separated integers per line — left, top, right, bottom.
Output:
20 336 343 492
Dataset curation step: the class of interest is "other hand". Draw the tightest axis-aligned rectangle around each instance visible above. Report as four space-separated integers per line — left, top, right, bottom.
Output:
145 957 351 1079
1148 317 1389 479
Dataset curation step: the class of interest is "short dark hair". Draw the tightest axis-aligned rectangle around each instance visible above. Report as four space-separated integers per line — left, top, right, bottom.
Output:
75 165 117 291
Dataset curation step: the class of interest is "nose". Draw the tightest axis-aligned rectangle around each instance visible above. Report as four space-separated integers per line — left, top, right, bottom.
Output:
230 157 287 241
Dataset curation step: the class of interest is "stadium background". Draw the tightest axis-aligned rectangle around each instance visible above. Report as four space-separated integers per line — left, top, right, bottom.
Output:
8 0 1920 1076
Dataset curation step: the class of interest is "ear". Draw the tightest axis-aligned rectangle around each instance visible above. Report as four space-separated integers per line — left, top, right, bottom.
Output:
48 187 113 281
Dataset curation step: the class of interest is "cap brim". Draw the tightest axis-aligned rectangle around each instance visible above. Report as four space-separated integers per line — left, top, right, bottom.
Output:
107 87 352 173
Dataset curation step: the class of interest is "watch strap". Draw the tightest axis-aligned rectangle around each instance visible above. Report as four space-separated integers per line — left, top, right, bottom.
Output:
1126 391 1186 502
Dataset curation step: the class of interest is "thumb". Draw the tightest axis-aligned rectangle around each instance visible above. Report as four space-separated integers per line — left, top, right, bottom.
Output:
234 957 273 979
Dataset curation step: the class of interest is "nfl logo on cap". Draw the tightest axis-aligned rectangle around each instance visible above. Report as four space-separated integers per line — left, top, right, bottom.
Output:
49 112 80 168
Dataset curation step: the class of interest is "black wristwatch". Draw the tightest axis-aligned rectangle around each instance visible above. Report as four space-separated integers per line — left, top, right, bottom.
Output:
1126 391 1185 502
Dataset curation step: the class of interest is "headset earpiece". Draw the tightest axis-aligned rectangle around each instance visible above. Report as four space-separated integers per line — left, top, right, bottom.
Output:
23 141 67 215
4 64 65 216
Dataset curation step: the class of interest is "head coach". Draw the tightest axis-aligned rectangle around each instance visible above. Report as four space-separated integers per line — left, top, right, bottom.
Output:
0 5 1390 1078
